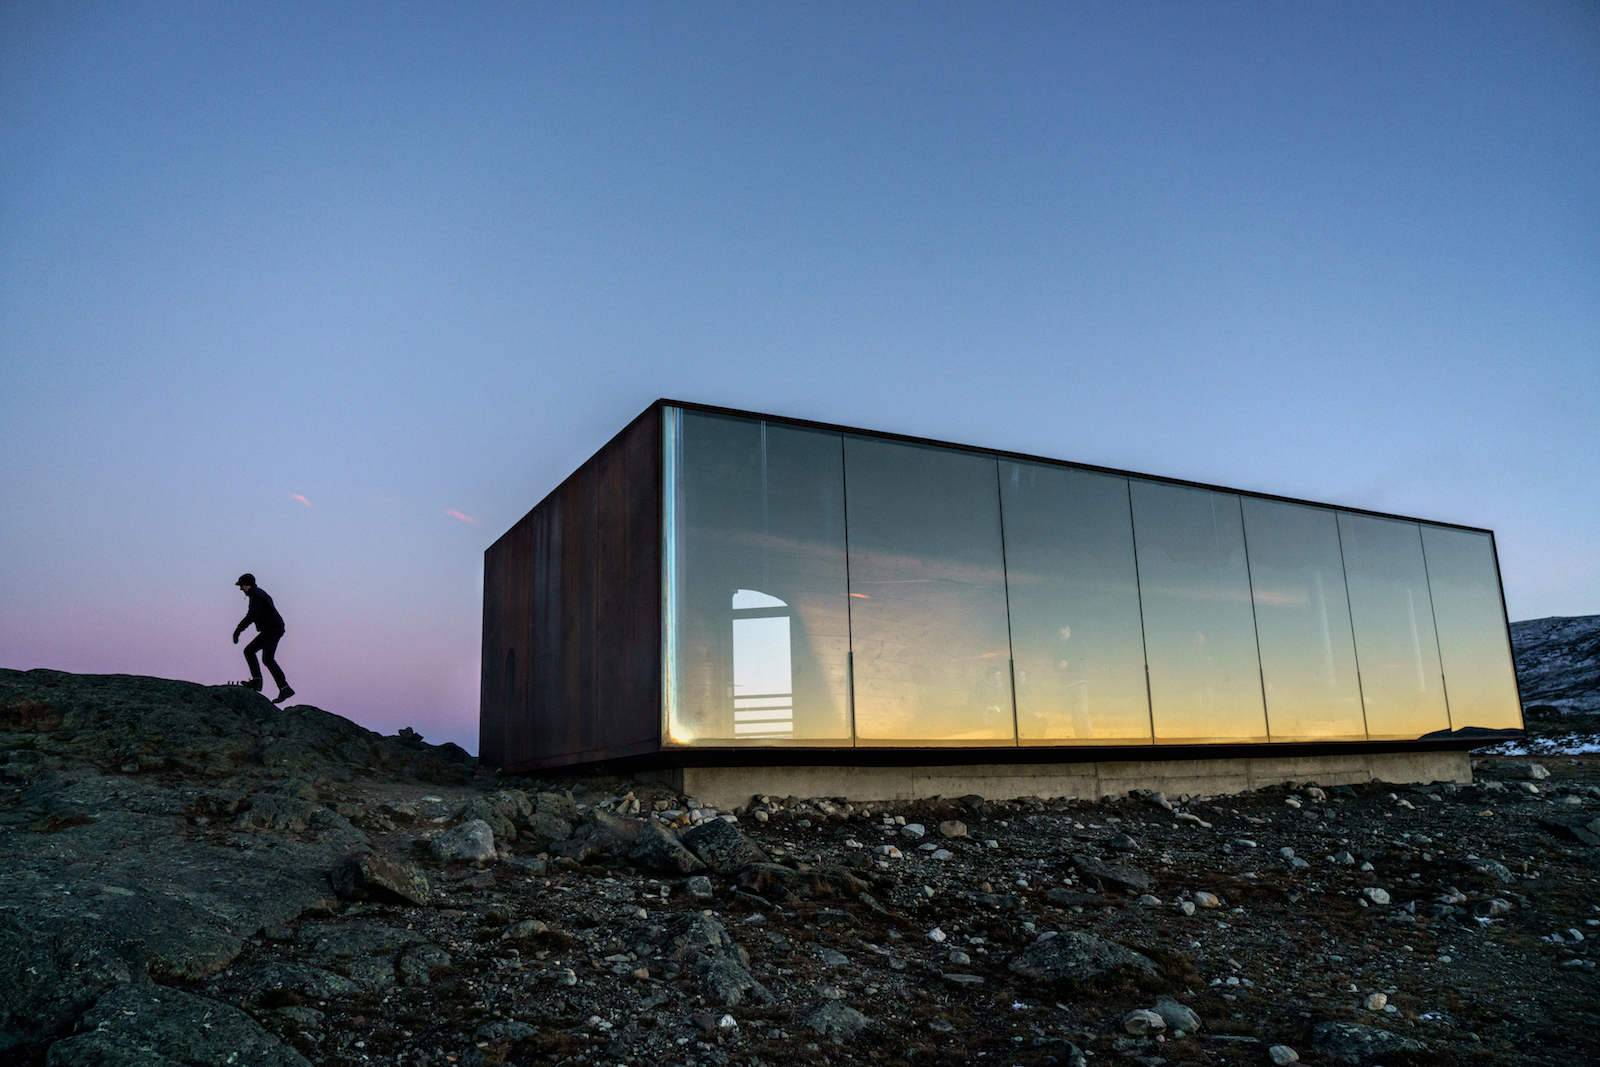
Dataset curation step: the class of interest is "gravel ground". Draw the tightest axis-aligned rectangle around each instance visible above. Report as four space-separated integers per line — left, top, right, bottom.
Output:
178 754 1600 1067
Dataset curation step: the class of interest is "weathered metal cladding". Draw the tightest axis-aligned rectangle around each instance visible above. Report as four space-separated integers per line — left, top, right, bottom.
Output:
480 405 662 772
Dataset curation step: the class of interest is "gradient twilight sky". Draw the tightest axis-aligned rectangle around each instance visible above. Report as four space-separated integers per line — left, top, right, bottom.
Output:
2 3 1596 753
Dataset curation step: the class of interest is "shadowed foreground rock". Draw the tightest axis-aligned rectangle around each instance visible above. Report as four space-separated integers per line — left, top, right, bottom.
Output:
45 984 310 1066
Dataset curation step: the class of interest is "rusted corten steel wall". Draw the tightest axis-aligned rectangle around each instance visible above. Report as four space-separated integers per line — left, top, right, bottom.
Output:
479 405 662 771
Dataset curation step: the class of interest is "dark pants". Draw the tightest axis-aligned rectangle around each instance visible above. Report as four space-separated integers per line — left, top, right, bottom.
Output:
244 629 288 689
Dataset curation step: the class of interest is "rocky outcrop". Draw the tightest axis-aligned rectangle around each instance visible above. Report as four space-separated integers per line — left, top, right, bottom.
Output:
0 669 475 783
0 669 482 1058
1512 615 1600 715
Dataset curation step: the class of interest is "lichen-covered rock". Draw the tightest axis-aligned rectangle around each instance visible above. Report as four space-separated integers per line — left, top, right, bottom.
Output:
45 984 310 1066
331 852 430 905
628 821 707 874
806 1001 869 1041
461 789 533 843
0 669 473 784
663 912 767 1006
250 962 361 999
681 818 766 872
1069 853 1152 893
430 819 496 863
1310 1022 1426 1064
399 944 453 987
304 923 426 960
1008 933 1157 986
733 862 866 900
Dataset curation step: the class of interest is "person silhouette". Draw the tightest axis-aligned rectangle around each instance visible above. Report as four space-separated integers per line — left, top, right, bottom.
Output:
232 573 294 704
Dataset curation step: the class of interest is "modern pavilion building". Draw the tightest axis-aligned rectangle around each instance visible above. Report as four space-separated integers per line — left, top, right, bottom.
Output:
480 401 1523 806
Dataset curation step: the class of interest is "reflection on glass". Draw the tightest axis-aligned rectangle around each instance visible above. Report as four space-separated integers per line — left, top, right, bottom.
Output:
732 590 794 737
1000 463 1152 745
844 436 1015 745
1338 512 1451 740
1241 498 1367 741
665 410 852 745
1421 525 1524 733
1129 481 1268 744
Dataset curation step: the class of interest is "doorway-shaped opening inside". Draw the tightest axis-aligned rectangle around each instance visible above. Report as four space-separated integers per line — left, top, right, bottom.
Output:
731 589 793 738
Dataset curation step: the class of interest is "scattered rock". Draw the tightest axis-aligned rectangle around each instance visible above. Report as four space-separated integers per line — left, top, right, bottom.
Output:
1070 853 1152 893
1311 1021 1425 1064
1268 1045 1299 1065
627 821 708 874
806 1002 869 1041
681 818 767 872
398 944 452 987
938 820 967 838
1008 932 1158 987
429 819 496 863
1122 1008 1166 1035
331 851 431 905
1361 887 1390 906
1152 995 1200 1032
1193 891 1222 908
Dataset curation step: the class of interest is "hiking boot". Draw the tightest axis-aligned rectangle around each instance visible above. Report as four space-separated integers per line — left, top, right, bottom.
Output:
271 686 295 705
243 678 263 692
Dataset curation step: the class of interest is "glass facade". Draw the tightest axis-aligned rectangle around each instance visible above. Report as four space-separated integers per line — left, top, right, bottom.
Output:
844 436 1016 746
665 410 853 745
1421 525 1523 733
1241 498 1367 742
1130 481 1269 744
662 406 1522 748
1339 513 1452 741
1001 463 1152 745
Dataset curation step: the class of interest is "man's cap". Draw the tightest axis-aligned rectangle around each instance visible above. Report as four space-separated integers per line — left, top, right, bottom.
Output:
236 573 256 587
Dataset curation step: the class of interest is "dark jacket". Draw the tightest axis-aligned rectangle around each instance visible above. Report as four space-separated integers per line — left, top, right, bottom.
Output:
238 587 286 634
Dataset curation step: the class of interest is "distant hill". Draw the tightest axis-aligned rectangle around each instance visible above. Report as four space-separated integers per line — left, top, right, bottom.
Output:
1511 614 1600 716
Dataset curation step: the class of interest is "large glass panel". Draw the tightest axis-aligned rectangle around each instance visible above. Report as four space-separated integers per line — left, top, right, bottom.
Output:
1421 525 1524 734
844 436 1015 745
1337 512 1451 740
1000 463 1152 745
665 410 852 745
1241 498 1367 741
1129 481 1268 744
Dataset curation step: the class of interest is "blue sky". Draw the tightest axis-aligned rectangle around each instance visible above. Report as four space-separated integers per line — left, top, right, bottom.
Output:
2 2 1596 752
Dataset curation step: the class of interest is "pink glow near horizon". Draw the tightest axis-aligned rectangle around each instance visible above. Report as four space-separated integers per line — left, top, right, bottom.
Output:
445 510 477 524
